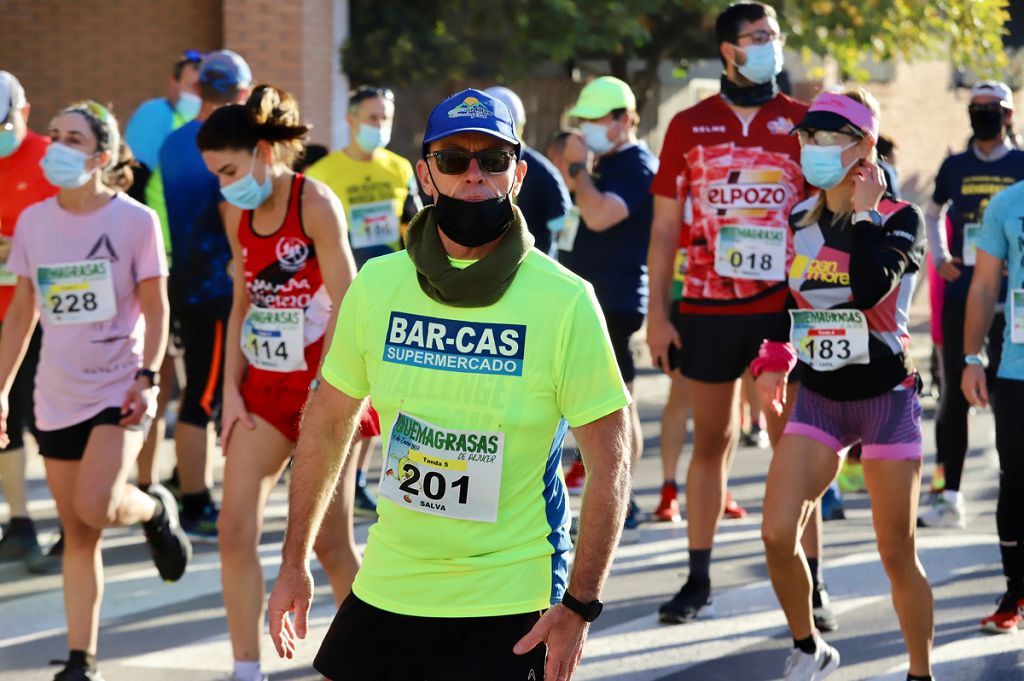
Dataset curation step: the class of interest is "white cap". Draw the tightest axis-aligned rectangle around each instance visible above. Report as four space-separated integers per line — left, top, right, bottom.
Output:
484 86 526 132
0 71 27 122
971 80 1014 109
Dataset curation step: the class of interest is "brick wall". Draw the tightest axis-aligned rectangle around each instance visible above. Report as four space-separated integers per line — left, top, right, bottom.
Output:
0 0 222 133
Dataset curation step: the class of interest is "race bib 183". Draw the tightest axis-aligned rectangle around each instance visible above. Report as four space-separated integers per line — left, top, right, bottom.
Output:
241 306 307 372
36 259 117 325
714 225 786 281
380 411 503 522
790 309 871 371
349 199 400 249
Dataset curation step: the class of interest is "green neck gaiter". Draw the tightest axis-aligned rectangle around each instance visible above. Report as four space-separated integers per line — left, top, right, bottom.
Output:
405 204 534 308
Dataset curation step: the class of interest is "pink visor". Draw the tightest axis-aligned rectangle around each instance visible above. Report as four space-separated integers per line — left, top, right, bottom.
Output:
798 92 879 141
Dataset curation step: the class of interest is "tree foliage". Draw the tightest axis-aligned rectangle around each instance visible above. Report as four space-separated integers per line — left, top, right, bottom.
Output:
343 0 1012 100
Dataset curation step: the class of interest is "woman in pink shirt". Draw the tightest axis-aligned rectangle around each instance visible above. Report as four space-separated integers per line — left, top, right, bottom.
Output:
0 101 190 681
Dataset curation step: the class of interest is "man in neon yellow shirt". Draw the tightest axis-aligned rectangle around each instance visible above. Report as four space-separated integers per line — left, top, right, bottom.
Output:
268 88 631 680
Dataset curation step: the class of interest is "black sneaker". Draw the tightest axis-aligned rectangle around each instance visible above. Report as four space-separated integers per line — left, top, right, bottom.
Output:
51 661 105 680
142 484 192 582
26 532 64 575
0 524 42 563
813 582 839 632
659 578 713 624
180 503 219 544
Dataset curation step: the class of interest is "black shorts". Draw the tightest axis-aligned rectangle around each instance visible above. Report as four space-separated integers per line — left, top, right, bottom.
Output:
172 301 229 427
36 407 150 461
2 324 41 452
671 309 783 383
314 594 547 681
603 311 645 384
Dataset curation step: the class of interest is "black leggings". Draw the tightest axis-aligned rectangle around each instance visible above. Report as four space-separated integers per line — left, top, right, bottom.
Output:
994 378 1024 586
936 298 1003 491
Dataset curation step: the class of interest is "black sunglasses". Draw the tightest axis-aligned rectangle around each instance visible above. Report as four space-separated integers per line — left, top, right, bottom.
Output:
427 149 516 175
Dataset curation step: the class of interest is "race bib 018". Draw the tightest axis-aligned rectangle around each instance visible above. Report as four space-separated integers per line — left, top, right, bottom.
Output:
380 411 503 523
963 223 981 267
36 259 117 325
714 225 786 281
790 309 871 371
349 199 400 249
1011 289 1024 344
241 306 307 372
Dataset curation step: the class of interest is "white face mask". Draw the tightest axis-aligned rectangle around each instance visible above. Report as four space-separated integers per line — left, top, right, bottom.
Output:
580 121 615 155
40 142 95 188
736 42 784 84
176 92 202 120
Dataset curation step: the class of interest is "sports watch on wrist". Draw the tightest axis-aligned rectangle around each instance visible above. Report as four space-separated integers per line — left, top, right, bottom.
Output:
561 591 603 622
964 353 988 368
568 162 587 179
135 368 158 387
852 209 882 226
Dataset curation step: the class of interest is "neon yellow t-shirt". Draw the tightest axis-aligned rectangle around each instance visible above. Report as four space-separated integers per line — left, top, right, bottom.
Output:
306 147 417 254
322 249 630 617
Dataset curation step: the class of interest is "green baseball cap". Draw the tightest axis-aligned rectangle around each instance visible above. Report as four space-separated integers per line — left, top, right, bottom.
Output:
567 76 636 119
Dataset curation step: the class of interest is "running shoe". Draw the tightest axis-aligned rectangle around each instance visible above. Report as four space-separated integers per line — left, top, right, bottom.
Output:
653 482 681 522
836 460 865 494
52 663 106 681
812 582 839 632
354 483 379 517
26 532 64 575
929 463 946 494
181 503 219 544
916 491 964 529
142 485 192 582
658 578 713 624
723 491 747 519
821 486 846 521
564 459 586 495
782 637 840 680
0 523 42 563
740 424 770 449
623 497 645 530
980 591 1024 634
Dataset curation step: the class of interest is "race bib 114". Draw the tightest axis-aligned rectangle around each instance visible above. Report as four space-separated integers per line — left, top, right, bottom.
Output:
380 411 503 523
241 306 307 372
714 225 786 281
790 309 871 371
36 259 117 325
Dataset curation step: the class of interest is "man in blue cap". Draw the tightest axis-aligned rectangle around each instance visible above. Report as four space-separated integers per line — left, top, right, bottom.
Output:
147 49 253 542
267 88 631 680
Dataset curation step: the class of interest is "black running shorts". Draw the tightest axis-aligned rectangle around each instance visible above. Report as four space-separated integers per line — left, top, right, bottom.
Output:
671 310 784 383
314 594 547 680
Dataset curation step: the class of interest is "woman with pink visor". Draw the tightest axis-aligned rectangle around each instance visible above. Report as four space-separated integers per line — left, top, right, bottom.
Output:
754 89 934 681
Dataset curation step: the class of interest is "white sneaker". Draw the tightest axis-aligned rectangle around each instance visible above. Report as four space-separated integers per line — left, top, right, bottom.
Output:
917 491 965 529
783 638 840 680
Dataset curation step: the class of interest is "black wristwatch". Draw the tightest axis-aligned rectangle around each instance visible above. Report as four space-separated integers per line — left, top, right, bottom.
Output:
561 591 603 622
135 368 158 387
568 161 587 179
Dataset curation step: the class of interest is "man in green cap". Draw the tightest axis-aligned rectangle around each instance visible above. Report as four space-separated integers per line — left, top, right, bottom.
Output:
554 75 657 530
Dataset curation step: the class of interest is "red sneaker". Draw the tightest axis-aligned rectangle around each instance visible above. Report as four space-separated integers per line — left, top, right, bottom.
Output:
980 592 1024 634
723 491 747 519
653 483 681 522
564 460 586 495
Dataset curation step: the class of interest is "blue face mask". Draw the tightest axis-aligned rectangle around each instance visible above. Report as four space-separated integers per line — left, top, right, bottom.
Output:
580 121 614 155
737 42 784 84
355 123 390 153
220 150 273 210
0 124 19 158
176 92 202 121
800 141 859 190
40 142 95 188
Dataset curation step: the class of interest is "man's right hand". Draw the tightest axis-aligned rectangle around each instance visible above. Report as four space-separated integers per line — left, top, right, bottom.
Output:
267 562 314 659
961 363 989 408
646 312 681 375
937 258 962 282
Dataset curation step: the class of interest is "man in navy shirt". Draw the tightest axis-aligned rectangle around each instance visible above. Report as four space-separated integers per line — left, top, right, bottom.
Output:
920 80 1024 529
555 76 657 528
484 86 571 258
159 49 253 541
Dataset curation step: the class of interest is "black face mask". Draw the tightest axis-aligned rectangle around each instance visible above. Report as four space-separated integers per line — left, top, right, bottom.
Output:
720 74 778 108
432 191 514 247
970 109 1004 141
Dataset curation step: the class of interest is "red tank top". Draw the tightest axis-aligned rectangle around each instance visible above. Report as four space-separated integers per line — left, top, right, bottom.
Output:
238 174 331 388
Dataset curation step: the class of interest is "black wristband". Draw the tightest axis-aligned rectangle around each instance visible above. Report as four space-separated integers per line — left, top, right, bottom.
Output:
561 591 603 622
135 368 158 387
568 161 587 178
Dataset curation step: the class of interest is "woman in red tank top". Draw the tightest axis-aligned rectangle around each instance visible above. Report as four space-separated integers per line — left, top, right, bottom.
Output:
197 85 361 681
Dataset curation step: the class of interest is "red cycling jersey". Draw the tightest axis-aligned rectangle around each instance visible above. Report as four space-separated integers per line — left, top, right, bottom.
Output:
238 174 331 390
652 93 810 315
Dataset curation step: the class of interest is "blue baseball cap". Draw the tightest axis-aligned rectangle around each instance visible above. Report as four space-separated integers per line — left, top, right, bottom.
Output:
422 88 520 158
198 49 253 93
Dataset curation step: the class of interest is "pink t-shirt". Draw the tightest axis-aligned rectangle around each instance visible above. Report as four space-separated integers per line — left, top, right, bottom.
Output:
9 194 168 430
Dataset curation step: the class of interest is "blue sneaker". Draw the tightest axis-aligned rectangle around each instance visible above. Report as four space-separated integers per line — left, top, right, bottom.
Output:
624 497 644 530
822 485 846 521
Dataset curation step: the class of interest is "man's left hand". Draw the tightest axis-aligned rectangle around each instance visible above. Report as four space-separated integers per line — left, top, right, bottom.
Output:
513 604 589 681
